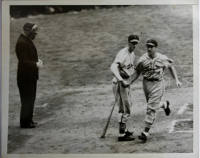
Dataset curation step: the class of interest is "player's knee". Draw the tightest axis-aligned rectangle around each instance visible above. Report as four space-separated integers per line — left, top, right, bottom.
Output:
147 108 156 115
145 114 155 124
118 113 128 123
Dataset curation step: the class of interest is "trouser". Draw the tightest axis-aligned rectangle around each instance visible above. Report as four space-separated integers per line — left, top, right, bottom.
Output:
143 79 165 128
17 80 37 126
112 81 132 133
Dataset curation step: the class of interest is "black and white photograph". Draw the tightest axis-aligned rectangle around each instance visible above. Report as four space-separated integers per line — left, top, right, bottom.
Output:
1 0 199 157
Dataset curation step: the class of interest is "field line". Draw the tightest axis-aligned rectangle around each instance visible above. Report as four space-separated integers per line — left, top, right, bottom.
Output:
172 131 193 133
169 119 193 133
177 103 190 115
169 120 177 133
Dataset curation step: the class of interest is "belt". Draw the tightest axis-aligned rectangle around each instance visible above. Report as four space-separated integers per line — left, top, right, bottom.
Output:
144 78 159 82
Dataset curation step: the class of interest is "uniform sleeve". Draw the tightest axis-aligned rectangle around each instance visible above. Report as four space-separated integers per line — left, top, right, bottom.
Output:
134 56 144 72
16 41 37 69
161 54 173 68
113 50 126 67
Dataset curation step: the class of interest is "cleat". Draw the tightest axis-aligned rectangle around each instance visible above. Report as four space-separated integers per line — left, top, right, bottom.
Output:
125 131 133 136
138 132 147 142
164 100 170 116
118 134 135 141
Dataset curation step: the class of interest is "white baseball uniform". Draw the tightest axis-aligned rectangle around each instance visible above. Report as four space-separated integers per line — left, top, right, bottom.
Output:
112 47 135 123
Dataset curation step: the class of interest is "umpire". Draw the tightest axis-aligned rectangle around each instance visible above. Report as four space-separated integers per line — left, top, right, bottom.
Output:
15 22 43 128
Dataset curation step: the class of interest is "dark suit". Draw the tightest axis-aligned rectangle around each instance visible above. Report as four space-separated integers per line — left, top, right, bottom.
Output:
15 34 39 127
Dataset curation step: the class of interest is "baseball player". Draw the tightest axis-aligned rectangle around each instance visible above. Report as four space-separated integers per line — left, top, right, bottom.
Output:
110 34 139 141
122 39 182 142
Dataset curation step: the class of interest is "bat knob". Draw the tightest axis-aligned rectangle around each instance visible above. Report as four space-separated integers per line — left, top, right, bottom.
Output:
100 135 106 139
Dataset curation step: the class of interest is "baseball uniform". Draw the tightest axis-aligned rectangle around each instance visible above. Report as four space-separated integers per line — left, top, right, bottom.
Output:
112 46 135 124
135 52 173 127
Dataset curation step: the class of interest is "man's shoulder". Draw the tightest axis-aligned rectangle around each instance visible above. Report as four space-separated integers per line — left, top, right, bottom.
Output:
157 52 169 59
17 34 30 45
17 34 26 43
116 47 128 57
135 53 147 65
157 52 173 63
118 47 128 53
139 53 148 60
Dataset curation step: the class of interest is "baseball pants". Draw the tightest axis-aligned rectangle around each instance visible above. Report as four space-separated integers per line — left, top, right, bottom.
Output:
143 79 165 128
112 81 132 124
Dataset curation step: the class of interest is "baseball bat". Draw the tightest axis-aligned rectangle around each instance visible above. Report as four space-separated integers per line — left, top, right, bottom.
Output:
100 83 119 139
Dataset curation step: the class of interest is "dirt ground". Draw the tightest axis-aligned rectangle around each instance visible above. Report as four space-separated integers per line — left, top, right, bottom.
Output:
7 5 193 154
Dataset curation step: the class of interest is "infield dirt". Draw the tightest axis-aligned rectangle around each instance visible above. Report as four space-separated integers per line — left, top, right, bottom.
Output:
8 5 193 154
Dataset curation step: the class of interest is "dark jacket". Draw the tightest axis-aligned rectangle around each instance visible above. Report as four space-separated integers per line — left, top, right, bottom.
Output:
15 34 39 82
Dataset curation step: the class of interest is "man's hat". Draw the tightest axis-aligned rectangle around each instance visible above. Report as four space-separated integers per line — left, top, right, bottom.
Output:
23 22 37 31
128 35 140 43
146 39 158 47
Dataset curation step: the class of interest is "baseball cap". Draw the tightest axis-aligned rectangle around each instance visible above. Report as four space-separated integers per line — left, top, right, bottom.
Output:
146 39 158 47
128 35 140 43
23 22 37 32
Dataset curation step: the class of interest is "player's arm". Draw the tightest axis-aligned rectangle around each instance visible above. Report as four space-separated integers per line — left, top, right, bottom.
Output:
121 57 143 87
128 58 143 85
110 62 123 81
120 69 141 87
168 65 182 88
129 69 141 84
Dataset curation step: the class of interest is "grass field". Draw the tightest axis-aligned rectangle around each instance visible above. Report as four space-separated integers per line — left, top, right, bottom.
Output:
8 5 193 154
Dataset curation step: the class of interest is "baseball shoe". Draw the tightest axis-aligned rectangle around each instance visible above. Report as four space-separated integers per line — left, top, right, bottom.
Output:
164 100 170 116
138 132 147 142
125 130 133 136
118 133 135 141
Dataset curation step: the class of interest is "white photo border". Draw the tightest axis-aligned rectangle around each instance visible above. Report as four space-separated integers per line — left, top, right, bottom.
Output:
1 0 199 158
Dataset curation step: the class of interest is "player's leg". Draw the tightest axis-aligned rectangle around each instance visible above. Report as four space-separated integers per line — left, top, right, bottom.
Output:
112 82 126 139
138 80 164 142
120 85 133 132
156 80 170 115
113 83 125 135
117 83 135 141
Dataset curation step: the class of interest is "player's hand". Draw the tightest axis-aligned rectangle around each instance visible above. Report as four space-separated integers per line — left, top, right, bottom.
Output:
176 80 182 88
120 80 130 88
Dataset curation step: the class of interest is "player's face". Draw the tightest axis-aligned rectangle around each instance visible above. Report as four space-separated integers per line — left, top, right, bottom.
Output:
147 45 156 55
129 42 138 51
